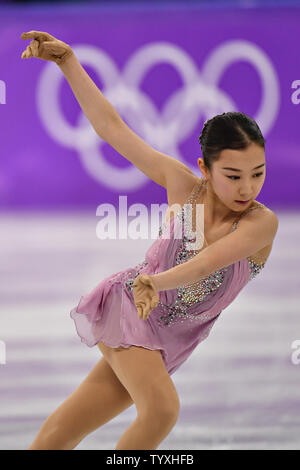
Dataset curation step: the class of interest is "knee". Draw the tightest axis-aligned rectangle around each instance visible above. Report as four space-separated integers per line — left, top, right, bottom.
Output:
159 404 180 427
141 396 180 426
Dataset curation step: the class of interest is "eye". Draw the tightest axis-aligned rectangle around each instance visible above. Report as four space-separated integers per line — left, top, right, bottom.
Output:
227 172 264 181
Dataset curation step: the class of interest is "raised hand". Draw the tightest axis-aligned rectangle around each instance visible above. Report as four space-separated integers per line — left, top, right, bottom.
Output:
132 274 159 320
20 30 74 65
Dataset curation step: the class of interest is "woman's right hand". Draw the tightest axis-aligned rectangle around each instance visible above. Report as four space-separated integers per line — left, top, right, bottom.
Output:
20 30 74 66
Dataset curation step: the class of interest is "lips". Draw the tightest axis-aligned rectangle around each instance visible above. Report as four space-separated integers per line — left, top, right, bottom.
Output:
235 199 251 205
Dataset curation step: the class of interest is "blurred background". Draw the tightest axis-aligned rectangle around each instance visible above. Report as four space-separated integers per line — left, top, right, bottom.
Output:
0 0 299 450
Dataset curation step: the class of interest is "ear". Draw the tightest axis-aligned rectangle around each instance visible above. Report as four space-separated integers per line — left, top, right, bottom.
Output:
197 157 208 179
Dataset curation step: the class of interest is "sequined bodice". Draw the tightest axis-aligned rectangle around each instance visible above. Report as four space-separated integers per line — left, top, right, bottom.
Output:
123 178 267 327
158 178 266 280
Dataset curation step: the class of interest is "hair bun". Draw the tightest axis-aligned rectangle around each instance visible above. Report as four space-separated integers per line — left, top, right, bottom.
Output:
198 111 266 171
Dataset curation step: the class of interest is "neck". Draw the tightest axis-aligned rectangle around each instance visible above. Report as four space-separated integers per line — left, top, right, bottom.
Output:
203 180 237 226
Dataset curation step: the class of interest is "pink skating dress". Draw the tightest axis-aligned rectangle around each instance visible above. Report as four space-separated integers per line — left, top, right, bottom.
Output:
70 178 267 376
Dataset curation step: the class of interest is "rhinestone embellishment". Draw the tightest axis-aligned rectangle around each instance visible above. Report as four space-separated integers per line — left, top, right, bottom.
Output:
123 181 267 328
156 200 229 327
123 259 149 292
247 258 265 280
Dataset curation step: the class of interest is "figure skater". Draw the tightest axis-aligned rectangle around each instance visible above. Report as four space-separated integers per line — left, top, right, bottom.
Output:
20 31 279 450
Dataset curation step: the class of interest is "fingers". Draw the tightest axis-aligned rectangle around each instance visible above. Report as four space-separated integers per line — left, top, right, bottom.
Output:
136 300 148 320
136 298 154 320
143 298 151 320
136 302 144 319
21 31 37 40
151 295 159 309
21 30 54 42
30 39 39 57
21 45 32 59
137 305 142 319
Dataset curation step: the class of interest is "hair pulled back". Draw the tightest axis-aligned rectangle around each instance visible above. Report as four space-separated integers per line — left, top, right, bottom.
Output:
199 111 266 171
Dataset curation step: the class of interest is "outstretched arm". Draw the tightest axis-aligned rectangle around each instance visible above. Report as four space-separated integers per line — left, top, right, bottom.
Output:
54 53 120 145
20 30 194 188
149 208 278 292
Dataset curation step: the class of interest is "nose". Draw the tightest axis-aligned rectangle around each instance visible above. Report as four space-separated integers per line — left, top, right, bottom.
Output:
239 182 253 199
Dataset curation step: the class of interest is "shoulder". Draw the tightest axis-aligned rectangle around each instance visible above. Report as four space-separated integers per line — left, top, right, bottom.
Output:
239 202 279 242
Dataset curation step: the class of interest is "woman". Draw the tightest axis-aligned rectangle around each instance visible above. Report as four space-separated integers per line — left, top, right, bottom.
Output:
20 31 278 450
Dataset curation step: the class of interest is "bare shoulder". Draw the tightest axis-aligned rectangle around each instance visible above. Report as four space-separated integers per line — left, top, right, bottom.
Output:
247 202 279 240
238 202 279 264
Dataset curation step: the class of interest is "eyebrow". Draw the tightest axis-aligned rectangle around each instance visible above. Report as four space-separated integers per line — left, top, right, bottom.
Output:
221 163 265 172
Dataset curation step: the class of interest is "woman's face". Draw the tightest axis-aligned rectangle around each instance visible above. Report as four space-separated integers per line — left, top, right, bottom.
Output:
200 142 266 212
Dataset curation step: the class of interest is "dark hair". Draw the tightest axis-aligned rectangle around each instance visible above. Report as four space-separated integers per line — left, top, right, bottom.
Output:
199 111 266 171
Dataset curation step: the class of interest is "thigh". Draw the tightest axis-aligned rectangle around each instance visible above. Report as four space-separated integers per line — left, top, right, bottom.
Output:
97 342 180 421
42 356 134 440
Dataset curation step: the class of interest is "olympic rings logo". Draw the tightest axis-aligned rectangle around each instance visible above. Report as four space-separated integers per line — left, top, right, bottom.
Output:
36 39 280 190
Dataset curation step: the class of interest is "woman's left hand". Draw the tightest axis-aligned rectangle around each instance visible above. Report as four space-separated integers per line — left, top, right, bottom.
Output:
132 274 159 320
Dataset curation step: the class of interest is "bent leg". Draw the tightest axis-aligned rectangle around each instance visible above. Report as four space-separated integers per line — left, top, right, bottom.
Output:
28 356 134 450
97 342 180 449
